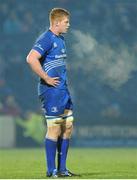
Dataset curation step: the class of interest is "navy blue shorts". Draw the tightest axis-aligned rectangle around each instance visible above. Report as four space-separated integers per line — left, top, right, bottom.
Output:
39 88 73 116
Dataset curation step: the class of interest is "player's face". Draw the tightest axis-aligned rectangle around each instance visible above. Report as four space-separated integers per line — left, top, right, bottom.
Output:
58 16 70 34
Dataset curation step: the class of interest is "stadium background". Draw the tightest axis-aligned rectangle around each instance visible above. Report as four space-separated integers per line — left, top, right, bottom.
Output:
0 0 137 148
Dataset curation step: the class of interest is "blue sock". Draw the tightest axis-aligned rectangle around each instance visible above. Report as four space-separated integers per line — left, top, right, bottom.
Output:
57 137 63 170
44 138 57 174
57 138 69 172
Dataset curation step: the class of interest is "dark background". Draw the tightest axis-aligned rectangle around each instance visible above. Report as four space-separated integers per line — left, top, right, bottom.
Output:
0 0 137 147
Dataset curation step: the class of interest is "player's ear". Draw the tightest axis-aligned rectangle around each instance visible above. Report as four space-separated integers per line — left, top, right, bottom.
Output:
55 20 60 27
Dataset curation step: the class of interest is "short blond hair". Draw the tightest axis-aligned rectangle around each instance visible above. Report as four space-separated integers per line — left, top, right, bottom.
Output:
49 8 70 24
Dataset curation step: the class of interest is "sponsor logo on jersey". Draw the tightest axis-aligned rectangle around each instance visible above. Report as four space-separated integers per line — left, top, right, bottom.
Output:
55 54 67 58
34 43 44 51
51 106 58 113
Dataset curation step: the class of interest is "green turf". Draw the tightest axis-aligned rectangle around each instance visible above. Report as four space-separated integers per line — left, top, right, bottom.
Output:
0 148 137 179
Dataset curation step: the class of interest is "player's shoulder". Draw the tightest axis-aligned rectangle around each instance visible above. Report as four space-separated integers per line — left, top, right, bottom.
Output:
37 30 52 41
42 30 64 40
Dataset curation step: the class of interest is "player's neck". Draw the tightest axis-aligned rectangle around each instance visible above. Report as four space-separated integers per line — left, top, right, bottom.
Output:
49 27 60 36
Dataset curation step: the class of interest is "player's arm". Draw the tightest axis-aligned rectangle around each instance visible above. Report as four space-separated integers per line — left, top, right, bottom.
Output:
26 49 59 87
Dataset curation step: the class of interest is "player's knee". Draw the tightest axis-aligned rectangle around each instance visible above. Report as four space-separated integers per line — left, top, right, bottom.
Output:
66 122 73 132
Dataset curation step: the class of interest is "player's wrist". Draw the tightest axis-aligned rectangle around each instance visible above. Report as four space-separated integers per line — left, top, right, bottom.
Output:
44 74 49 82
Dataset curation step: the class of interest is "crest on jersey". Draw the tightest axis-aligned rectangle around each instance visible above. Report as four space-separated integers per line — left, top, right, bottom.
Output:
53 42 57 48
61 49 65 53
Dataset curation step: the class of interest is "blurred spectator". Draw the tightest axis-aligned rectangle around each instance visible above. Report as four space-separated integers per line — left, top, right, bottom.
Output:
0 3 9 27
101 103 121 119
0 55 6 76
22 11 34 33
3 11 22 34
0 95 21 117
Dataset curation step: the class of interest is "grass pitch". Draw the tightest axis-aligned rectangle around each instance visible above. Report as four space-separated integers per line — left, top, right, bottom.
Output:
0 148 137 179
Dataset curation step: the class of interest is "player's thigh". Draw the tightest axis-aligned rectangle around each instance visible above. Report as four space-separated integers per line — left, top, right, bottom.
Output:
61 109 74 135
46 125 61 139
46 115 64 138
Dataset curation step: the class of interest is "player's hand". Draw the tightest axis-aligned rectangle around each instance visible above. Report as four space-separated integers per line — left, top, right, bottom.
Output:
45 76 60 87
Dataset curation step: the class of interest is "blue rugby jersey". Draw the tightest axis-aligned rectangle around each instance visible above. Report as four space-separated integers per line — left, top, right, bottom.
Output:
32 30 68 95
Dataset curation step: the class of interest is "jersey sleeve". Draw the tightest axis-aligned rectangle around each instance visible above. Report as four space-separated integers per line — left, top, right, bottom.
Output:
32 33 52 56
